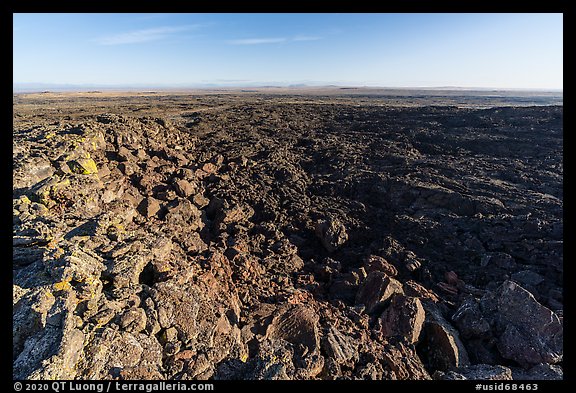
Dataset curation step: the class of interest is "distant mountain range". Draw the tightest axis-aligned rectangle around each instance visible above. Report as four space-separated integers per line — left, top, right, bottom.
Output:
13 82 563 94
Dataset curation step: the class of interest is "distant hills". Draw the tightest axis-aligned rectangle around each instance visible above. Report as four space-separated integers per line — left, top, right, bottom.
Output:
13 82 562 94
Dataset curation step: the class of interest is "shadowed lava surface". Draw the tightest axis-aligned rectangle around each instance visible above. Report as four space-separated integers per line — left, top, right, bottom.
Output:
13 91 562 380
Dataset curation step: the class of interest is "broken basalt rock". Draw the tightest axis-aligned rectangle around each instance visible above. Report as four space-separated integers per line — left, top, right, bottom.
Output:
481 280 563 367
355 271 404 315
419 301 470 371
13 93 563 380
375 294 425 344
315 217 348 253
266 304 320 356
434 364 513 380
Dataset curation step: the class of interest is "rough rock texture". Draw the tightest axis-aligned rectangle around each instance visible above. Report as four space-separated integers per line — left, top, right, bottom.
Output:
375 294 425 344
13 92 562 380
355 271 404 314
315 217 348 253
511 364 563 380
480 281 563 367
434 364 513 380
419 302 470 371
322 326 358 366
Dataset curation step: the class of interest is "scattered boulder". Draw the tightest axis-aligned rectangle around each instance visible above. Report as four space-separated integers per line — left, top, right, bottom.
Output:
480 281 563 367
30 175 71 207
109 251 152 290
376 294 425 344
13 156 55 189
403 280 440 302
202 162 218 174
315 217 348 253
419 302 470 371
116 146 134 162
174 179 196 198
139 197 161 218
150 236 173 261
364 255 398 276
452 296 491 339
355 271 404 314
120 308 148 333
214 203 254 227
192 193 210 208
68 157 98 175
266 304 320 355
164 198 203 230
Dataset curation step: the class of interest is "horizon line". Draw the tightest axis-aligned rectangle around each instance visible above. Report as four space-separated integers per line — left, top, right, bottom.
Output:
13 82 564 94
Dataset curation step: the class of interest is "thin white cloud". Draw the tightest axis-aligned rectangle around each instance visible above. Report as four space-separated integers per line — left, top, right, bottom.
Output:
228 35 323 45
293 35 322 42
228 38 288 45
95 25 199 45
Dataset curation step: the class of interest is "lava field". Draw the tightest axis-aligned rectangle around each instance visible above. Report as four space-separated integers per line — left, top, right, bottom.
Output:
13 90 563 380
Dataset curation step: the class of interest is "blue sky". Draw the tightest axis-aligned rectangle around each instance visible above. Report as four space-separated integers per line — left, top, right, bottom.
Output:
13 13 563 89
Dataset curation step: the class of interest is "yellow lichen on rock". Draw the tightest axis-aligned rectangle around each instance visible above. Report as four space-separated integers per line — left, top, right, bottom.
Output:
68 158 98 175
38 188 52 206
55 178 71 189
19 195 31 204
34 177 71 207
53 280 72 292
